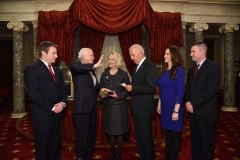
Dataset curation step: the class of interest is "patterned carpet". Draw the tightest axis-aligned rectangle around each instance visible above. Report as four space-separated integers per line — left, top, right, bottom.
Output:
0 105 240 160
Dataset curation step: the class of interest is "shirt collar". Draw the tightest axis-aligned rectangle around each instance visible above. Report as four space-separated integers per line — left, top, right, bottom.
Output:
138 57 146 67
40 59 50 67
197 58 206 69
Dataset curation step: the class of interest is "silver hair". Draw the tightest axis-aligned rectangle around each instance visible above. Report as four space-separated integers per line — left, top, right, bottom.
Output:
129 44 145 55
78 48 91 60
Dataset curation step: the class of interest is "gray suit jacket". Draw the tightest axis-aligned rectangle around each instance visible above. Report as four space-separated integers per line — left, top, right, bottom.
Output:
100 68 130 105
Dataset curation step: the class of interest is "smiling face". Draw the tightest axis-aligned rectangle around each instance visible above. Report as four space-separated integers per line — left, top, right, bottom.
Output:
108 53 117 69
164 48 172 64
41 46 58 64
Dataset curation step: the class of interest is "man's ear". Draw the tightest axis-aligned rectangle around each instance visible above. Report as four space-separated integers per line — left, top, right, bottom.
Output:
41 51 47 56
82 54 85 60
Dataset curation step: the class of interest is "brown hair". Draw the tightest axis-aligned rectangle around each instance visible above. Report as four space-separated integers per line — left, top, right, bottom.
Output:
159 46 185 80
38 41 58 57
191 42 208 53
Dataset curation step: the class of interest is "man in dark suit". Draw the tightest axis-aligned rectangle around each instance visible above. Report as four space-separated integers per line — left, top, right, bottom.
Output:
125 44 157 160
185 42 221 160
69 48 104 160
24 41 68 160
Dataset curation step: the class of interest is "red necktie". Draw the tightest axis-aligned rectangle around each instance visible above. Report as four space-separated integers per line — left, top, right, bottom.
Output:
194 65 199 77
47 64 56 82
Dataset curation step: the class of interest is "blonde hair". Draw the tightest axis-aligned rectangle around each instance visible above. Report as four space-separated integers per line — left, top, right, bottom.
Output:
109 51 124 68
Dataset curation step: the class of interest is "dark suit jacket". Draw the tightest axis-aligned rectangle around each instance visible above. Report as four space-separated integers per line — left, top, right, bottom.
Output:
69 62 99 114
131 59 157 116
24 59 68 123
185 59 221 121
100 68 130 105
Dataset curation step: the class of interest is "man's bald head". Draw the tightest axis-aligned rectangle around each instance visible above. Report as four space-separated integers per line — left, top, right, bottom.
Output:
129 44 145 65
78 48 95 64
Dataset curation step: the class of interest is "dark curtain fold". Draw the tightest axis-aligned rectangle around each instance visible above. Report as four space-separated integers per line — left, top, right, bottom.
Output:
151 12 183 65
79 23 105 64
37 11 74 66
118 25 142 76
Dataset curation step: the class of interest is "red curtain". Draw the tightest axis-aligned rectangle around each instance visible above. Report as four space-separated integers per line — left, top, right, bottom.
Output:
66 0 153 33
37 0 183 67
151 12 183 65
118 25 142 76
37 11 74 66
80 24 105 63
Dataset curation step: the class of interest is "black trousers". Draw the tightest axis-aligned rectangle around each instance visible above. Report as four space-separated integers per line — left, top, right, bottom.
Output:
190 117 216 160
34 119 62 160
133 115 155 160
73 109 96 160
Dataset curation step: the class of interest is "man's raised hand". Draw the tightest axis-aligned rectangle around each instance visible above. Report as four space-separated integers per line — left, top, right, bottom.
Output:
94 55 104 68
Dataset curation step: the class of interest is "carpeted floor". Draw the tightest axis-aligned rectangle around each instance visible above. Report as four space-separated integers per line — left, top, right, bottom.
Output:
0 105 240 160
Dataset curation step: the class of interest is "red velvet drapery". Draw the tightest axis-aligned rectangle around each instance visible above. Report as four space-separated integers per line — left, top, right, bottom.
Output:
65 0 154 33
37 0 156 66
37 11 74 66
151 12 183 65
80 24 105 63
37 0 183 67
119 25 142 76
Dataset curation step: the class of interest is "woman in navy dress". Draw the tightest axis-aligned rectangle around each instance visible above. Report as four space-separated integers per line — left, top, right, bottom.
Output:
100 51 130 160
157 46 185 160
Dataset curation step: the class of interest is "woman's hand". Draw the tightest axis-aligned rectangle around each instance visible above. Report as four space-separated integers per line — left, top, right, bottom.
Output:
157 99 161 114
108 91 118 99
100 94 108 99
100 88 111 92
172 112 179 121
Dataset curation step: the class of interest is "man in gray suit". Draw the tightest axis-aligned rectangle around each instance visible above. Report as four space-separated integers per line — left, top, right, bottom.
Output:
69 48 103 160
125 44 157 160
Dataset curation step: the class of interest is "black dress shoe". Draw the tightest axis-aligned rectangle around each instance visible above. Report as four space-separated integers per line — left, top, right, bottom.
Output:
116 153 122 160
108 152 117 160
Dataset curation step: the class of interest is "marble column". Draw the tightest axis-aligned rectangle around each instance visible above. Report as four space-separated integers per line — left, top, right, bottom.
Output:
32 20 39 62
219 24 239 112
180 21 187 75
189 23 209 42
7 21 29 118
180 22 188 134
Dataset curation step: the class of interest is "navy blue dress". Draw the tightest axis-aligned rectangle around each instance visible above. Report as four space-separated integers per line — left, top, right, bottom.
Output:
157 67 185 131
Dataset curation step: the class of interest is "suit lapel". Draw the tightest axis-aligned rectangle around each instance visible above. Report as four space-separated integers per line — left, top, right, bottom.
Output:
195 59 209 79
52 65 58 83
133 59 147 78
38 60 57 85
